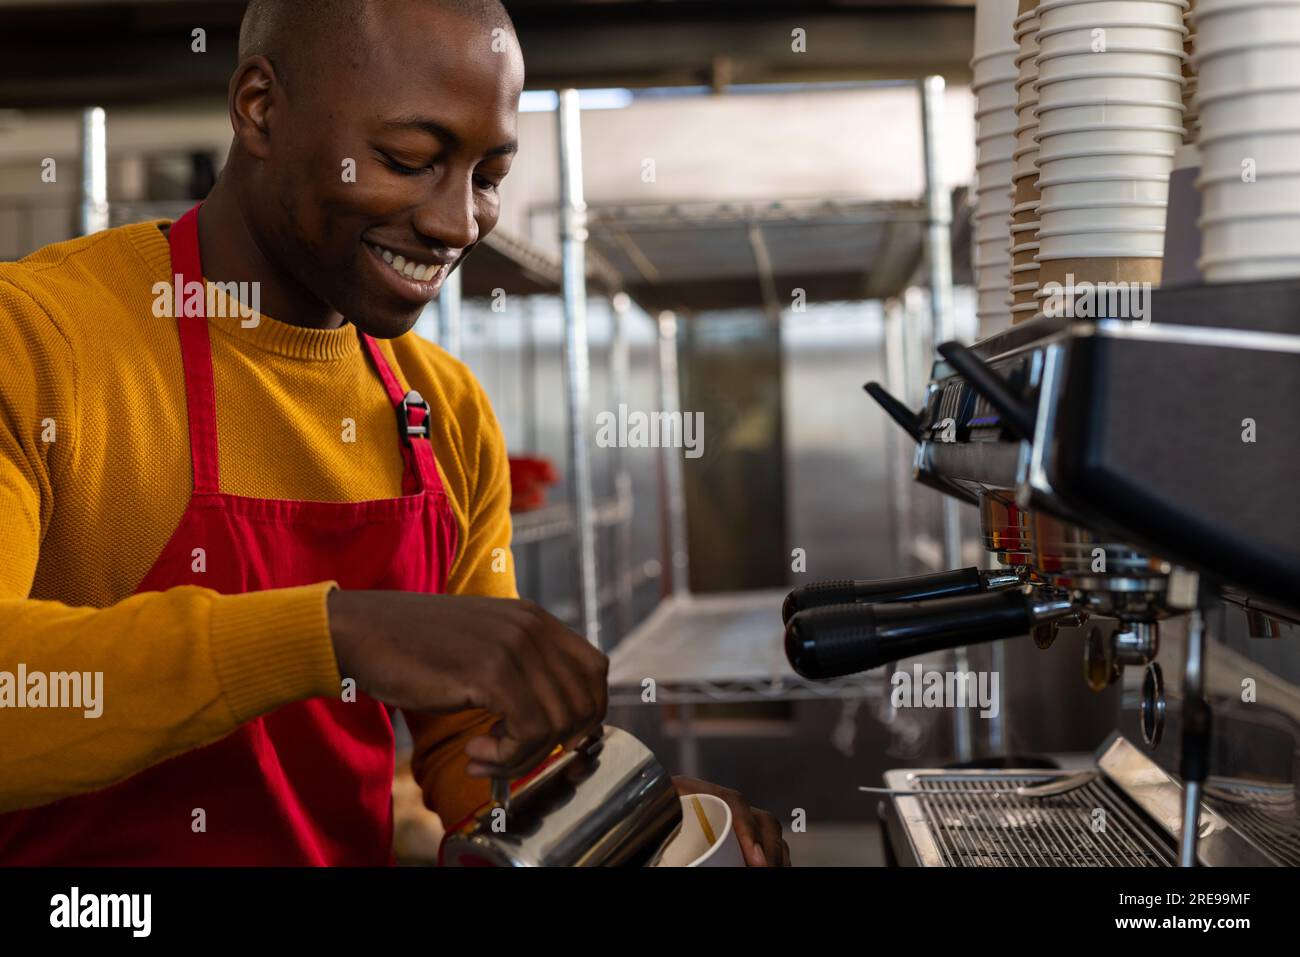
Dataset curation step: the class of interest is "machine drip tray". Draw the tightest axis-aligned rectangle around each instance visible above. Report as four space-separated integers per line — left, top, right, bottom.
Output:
880 734 1293 867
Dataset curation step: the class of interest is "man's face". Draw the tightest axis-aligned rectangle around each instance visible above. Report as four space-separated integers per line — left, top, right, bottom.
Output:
257 7 523 338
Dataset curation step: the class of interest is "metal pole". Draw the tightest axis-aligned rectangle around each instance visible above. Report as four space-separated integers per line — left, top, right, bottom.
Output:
657 309 690 598
437 267 462 356
610 291 635 638
557 89 600 649
79 107 109 236
882 298 915 574
1179 601 1211 866
920 75 974 761
520 297 542 603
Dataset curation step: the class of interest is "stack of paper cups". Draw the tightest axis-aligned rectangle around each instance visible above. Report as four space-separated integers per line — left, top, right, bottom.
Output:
1193 0 1300 282
973 0 1021 327
1010 0 1043 323
1183 0 1199 142
1033 0 1188 297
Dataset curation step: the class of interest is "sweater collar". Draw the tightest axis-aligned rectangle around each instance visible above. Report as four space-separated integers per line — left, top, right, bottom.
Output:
126 219 361 362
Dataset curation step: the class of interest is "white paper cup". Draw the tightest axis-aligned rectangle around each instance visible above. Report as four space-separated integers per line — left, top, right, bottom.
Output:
1016 80 1040 110
1200 130 1300 179
1040 202 1169 231
1037 0 1189 32
976 126 1018 150
979 109 1021 139
1038 151 1176 179
976 214 1014 242
1198 87 1300 138
1037 23 1188 60
1035 72 1186 107
976 184 1015 206
1037 54 1183 75
979 288 1013 313
1198 253 1300 282
974 52 1022 87
1036 100 1185 134
974 0 1020 61
974 20 1019 61
1200 212 1300 259
1037 125 1184 157
1040 176 1171 205
977 281 1012 306
1198 174 1300 216
1038 226 1169 257
1014 139 1040 172
1196 46 1300 92
976 136 1018 165
975 176 1016 197
975 190 1015 216
976 241 1013 268
976 79 1021 114
653 794 746 867
1192 5 1300 58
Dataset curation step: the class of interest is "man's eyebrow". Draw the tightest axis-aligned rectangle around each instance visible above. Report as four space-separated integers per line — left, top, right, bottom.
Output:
380 116 518 157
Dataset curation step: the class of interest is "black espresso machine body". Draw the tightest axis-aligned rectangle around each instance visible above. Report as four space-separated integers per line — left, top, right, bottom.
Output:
785 279 1300 866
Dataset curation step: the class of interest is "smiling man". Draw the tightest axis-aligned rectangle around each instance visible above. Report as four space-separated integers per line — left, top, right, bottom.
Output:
0 0 788 866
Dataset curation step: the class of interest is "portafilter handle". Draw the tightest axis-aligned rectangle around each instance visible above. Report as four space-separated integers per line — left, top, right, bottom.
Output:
863 382 924 442
781 567 1022 624
935 340 1038 441
785 587 1076 680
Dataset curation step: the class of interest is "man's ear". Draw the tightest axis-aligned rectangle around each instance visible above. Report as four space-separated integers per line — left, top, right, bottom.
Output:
228 55 277 161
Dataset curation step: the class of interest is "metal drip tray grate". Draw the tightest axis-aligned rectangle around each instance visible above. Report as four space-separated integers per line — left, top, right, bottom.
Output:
887 771 1177 867
1205 780 1300 867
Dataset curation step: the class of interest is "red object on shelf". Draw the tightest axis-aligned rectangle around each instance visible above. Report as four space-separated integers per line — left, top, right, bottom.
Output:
508 455 558 513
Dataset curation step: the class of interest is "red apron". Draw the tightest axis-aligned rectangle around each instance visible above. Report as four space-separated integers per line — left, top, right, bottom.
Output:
0 205 458 865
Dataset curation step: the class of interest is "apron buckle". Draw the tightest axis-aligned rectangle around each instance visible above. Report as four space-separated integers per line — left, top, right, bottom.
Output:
400 390 430 442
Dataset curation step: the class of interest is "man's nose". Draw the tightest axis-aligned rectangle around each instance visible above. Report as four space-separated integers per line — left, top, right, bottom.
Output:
414 173 480 253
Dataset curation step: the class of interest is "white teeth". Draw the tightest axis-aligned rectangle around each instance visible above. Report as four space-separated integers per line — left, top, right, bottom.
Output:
373 244 441 282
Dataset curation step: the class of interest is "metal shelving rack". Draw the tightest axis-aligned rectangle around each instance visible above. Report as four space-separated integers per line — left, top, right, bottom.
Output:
532 82 960 774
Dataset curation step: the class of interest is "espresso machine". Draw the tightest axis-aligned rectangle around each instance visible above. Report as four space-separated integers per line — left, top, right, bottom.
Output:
783 281 1300 866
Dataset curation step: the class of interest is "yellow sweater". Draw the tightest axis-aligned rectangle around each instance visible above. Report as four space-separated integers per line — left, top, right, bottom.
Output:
0 220 513 827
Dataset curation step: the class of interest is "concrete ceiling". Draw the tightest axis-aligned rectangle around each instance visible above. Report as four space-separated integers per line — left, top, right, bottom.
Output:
1 0 976 109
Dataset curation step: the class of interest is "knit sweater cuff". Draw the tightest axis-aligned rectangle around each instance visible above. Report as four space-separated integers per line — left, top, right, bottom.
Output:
208 582 342 723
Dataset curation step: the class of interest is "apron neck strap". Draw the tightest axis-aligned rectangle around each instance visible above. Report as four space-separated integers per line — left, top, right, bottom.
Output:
167 203 436 499
168 204 222 495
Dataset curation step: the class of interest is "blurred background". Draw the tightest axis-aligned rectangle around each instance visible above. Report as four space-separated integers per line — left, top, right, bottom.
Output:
0 0 1122 865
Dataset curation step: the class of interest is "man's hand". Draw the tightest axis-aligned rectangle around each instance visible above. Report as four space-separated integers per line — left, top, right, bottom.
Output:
673 776 790 867
328 590 608 780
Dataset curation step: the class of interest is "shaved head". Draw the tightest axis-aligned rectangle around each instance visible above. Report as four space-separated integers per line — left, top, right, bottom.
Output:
239 0 515 91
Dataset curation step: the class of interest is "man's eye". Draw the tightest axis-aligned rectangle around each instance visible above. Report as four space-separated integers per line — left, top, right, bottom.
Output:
474 175 501 192
380 152 426 176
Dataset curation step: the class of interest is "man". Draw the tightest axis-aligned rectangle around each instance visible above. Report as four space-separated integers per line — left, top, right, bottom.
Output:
0 0 789 866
